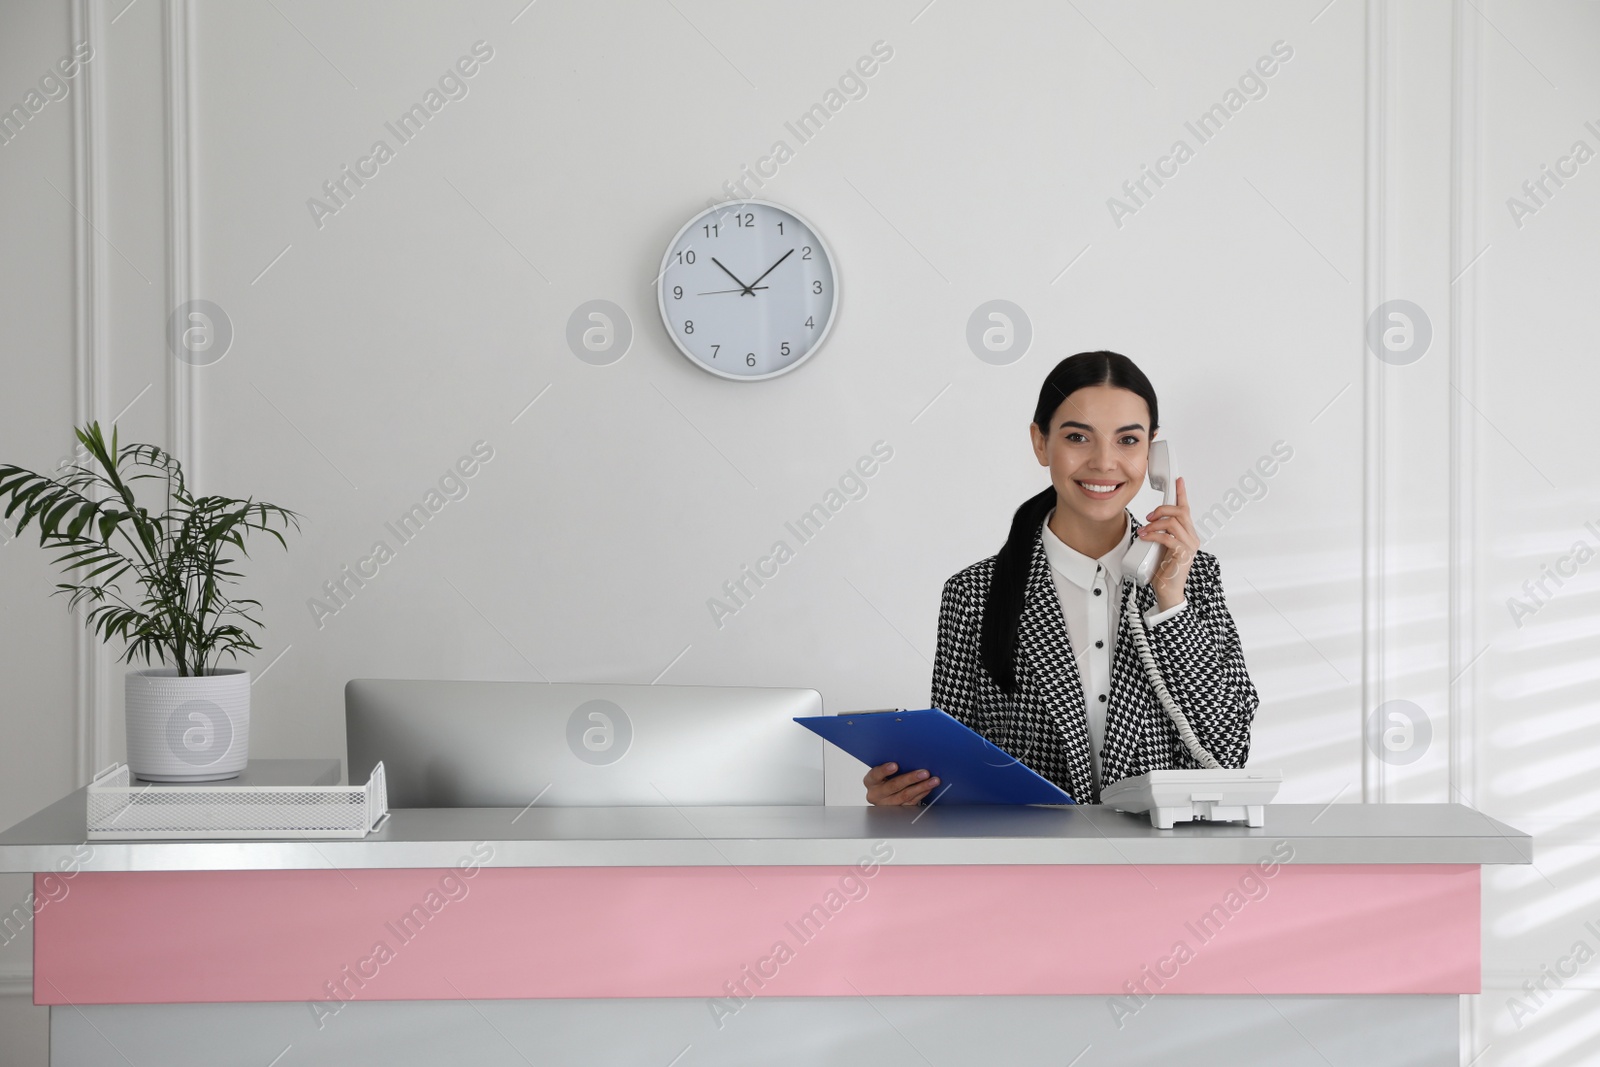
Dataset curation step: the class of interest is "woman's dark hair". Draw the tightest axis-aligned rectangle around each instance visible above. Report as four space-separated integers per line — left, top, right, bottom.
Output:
979 350 1159 693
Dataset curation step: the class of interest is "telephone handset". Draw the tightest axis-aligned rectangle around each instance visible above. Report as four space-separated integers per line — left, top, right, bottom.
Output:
1114 437 1224 771
1120 438 1175 587
1108 437 1286 825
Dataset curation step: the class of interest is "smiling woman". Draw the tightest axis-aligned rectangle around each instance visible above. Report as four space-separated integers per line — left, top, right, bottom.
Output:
864 351 1260 807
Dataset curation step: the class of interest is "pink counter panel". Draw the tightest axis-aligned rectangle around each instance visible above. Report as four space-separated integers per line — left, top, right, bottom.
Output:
35 862 1480 1005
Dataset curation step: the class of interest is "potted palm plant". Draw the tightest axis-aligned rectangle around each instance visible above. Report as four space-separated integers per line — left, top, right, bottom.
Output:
0 422 299 781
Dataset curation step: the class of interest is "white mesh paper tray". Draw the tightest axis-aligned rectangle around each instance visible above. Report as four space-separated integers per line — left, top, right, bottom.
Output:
86 762 389 840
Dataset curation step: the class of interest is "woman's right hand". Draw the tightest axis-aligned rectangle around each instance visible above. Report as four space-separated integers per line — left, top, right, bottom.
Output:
864 762 940 806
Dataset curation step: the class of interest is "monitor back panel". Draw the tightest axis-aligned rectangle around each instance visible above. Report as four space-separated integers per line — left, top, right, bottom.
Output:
346 679 824 807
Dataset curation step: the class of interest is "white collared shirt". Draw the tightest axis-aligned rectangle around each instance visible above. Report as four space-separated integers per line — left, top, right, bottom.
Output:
1040 509 1186 791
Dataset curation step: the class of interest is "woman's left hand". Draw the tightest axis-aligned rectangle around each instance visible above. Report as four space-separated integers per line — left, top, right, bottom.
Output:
1139 475 1200 612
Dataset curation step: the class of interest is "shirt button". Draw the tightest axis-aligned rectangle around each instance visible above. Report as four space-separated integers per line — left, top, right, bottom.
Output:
1095 640 1104 649
1098 694 1108 703
1093 587 1102 596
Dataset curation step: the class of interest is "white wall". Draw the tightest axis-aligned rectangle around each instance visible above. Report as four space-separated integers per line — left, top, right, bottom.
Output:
2 1 1597 1063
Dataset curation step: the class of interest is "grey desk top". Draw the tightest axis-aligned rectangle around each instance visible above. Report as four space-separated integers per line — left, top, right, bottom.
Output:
0 760 1532 872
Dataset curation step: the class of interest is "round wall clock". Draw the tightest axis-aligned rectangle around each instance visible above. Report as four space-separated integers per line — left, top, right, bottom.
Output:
657 200 838 381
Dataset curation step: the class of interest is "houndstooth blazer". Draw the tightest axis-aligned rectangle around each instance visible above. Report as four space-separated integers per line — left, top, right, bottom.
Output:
930 517 1258 804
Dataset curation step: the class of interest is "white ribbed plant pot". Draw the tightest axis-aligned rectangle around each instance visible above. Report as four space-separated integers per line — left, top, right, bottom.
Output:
124 668 250 782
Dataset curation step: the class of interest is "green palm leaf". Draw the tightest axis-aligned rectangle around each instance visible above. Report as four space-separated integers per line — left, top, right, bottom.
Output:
0 421 300 676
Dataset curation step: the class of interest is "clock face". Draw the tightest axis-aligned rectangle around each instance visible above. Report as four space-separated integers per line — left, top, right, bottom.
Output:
657 200 838 381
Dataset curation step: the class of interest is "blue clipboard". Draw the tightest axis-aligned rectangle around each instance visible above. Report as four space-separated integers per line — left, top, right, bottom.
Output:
795 708 1075 805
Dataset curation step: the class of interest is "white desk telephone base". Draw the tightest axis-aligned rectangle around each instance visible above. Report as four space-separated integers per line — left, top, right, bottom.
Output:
1100 769 1283 829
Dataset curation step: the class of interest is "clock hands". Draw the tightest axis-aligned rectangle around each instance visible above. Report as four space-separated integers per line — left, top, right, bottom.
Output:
710 257 757 296
744 249 794 292
698 285 770 296
708 250 796 296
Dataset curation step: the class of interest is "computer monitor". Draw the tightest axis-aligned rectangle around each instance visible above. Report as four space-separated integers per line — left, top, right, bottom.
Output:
345 679 824 807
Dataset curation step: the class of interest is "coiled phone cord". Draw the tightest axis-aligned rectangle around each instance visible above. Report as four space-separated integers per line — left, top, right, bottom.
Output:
1121 577 1222 770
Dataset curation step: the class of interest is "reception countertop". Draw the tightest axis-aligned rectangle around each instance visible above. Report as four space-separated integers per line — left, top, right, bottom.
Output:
0 760 1532 871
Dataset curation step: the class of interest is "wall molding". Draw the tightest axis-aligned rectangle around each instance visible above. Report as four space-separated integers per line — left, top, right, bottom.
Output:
62 0 203 814
1447 0 1482 811
164 0 199 484
1361 0 1390 804
70 0 111 788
